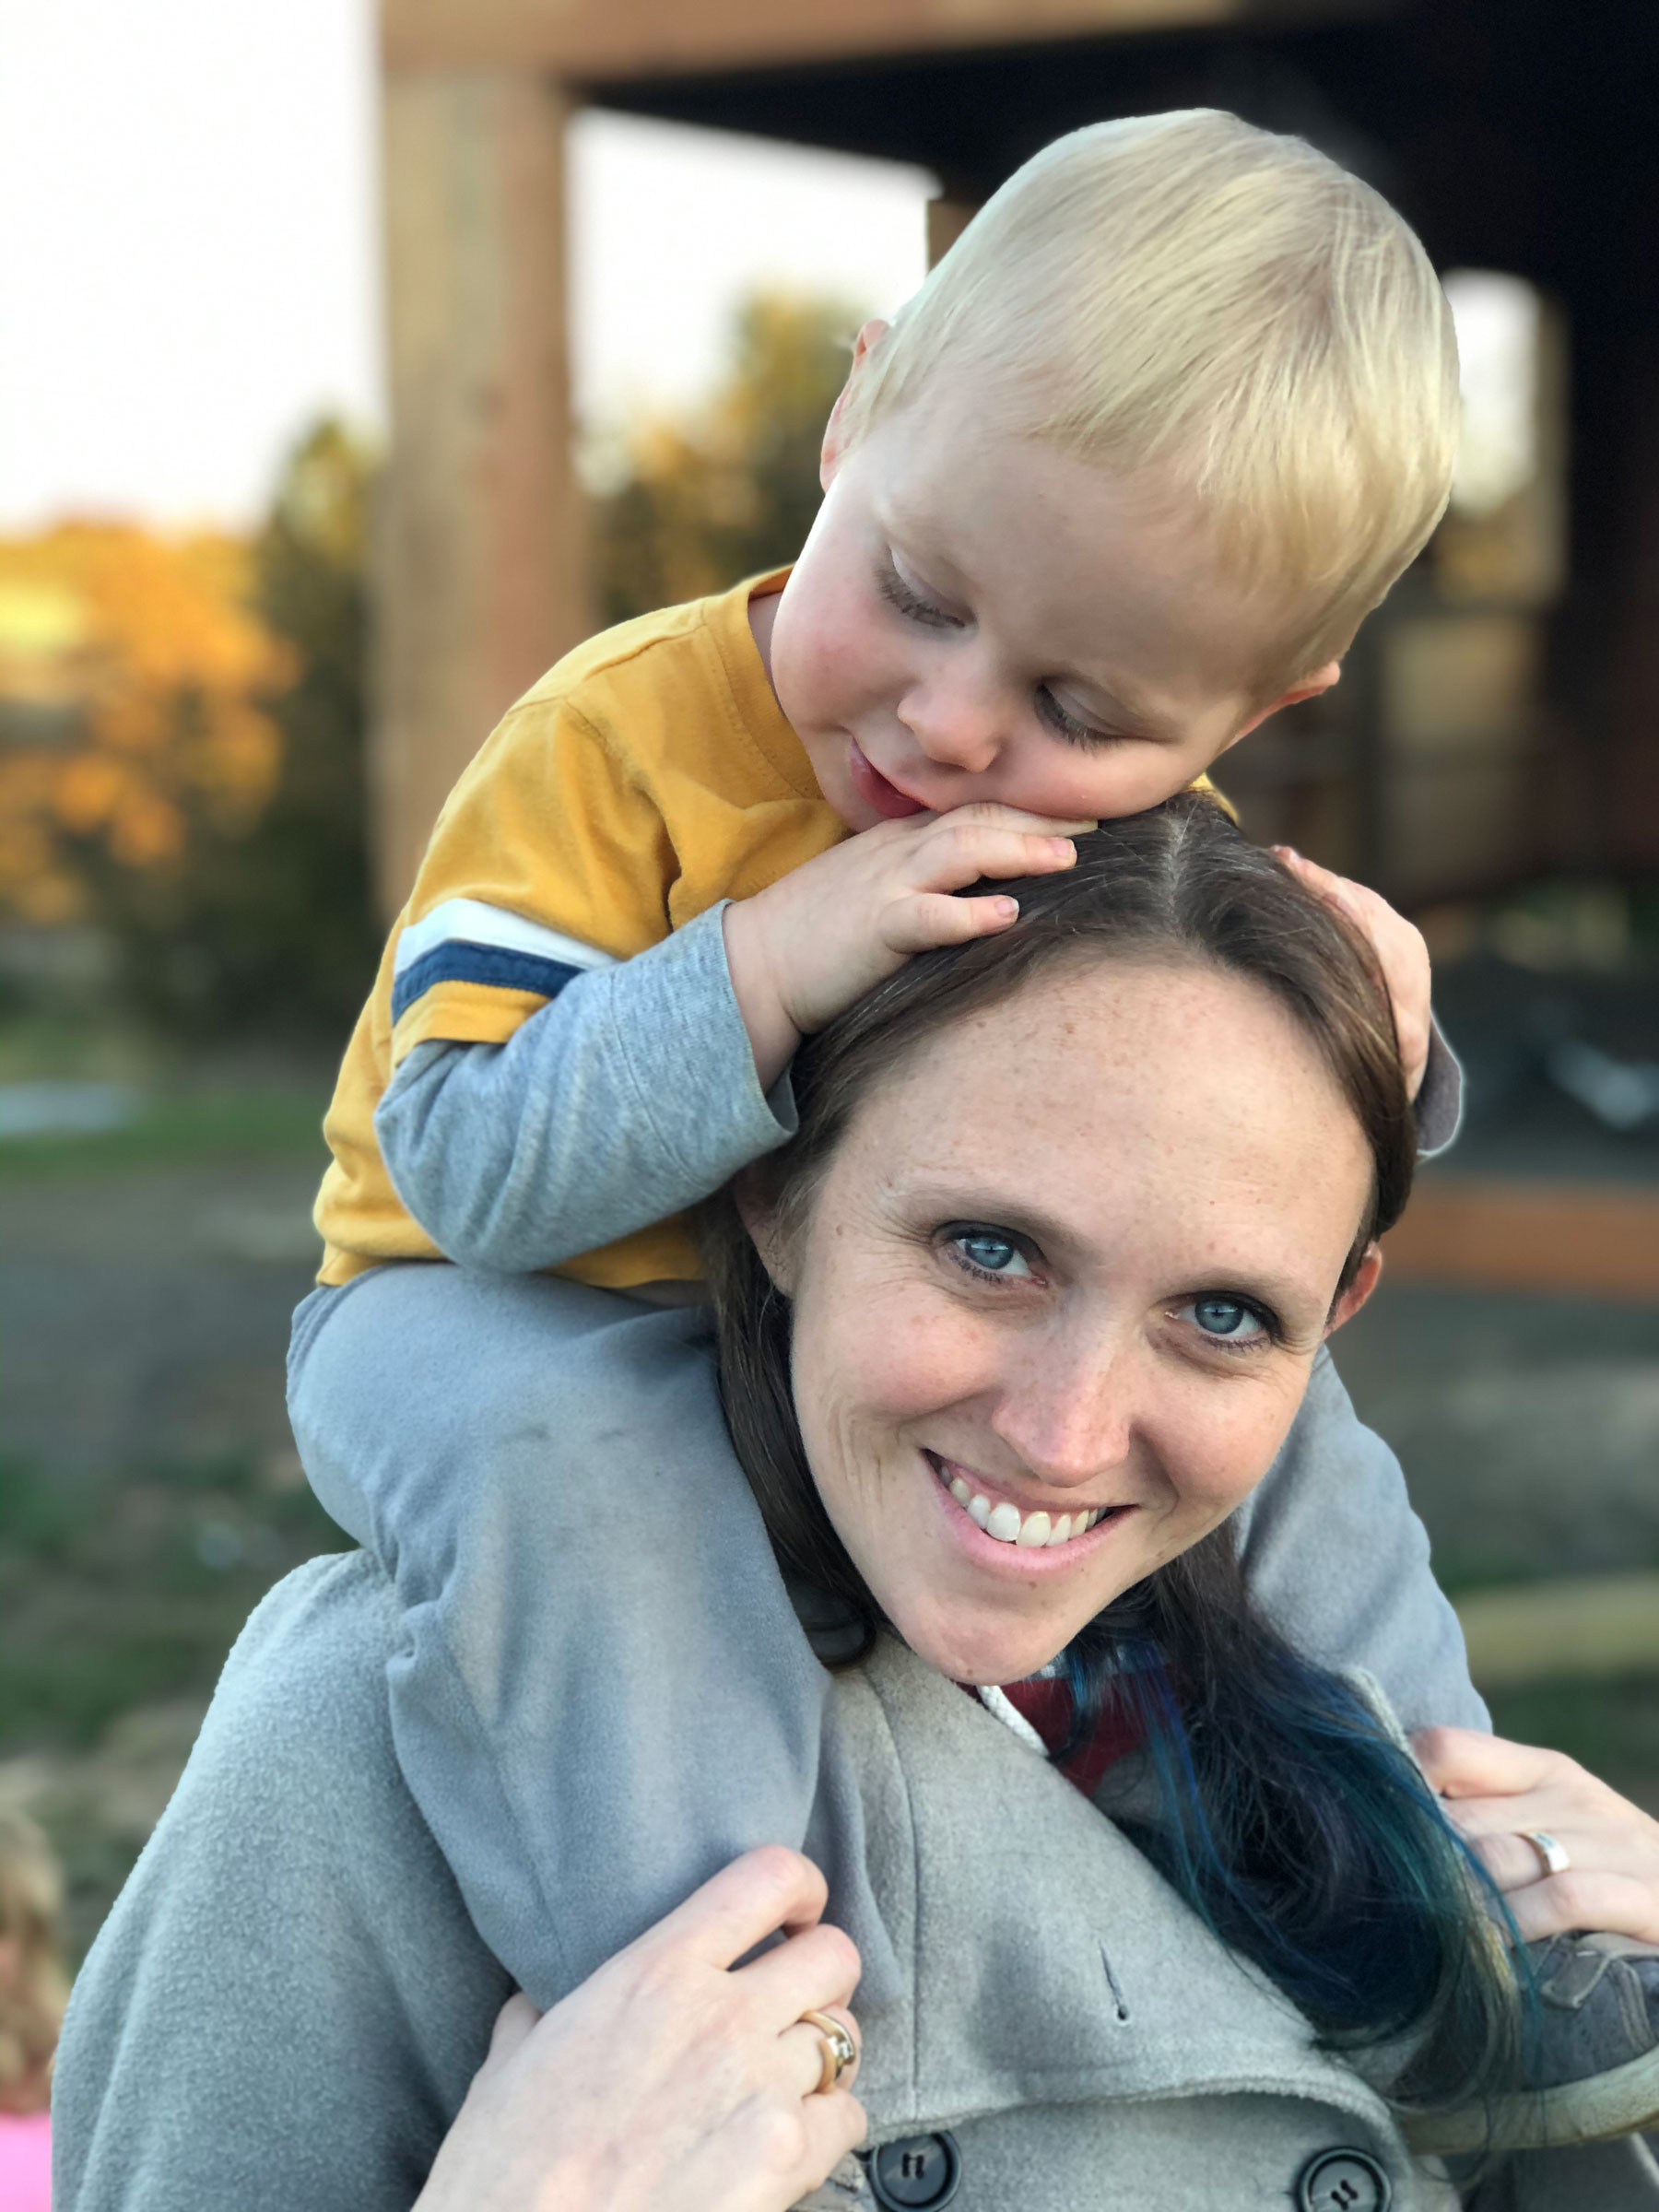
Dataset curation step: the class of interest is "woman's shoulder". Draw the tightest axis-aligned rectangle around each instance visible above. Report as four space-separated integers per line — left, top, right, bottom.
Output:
202 1547 403 1759
53 1554 512 2212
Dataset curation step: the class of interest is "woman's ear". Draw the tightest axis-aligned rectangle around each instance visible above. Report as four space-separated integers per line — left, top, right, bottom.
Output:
820 319 888 490
733 1169 798 1297
1324 1241 1383 1338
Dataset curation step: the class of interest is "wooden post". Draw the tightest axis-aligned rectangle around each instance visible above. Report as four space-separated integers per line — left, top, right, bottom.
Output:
374 70 589 915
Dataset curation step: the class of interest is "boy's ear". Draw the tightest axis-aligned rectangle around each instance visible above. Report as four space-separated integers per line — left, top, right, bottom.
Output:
1220 659 1342 755
734 1170 797 1296
821 319 889 490
1324 1241 1383 1339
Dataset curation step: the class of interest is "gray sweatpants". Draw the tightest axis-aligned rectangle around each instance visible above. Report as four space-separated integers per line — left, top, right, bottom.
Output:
288 1258 1488 2012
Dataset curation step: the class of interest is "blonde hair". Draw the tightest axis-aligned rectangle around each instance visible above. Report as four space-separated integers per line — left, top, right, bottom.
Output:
0 1810 68 2115
847 110 1459 690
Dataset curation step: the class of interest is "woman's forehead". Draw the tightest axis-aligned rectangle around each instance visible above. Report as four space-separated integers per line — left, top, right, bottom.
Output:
838 961 1370 1276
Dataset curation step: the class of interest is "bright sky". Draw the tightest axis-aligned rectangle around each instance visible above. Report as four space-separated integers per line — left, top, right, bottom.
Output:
0 0 932 532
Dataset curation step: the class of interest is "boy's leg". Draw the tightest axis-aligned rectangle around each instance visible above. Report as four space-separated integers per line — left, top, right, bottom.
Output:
287 1262 836 2011
1230 1345 1488 1733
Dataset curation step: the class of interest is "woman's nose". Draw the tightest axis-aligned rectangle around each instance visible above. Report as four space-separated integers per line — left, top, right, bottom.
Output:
990 1337 1141 1490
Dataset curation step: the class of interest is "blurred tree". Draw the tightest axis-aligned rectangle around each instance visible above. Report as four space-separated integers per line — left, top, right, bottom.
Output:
0 421 380 1039
0 526 290 931
593 291 860 625
171 418 380 1038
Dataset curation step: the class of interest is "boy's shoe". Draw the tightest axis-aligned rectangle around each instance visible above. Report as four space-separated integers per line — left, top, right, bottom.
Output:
1404 1931 1659 2156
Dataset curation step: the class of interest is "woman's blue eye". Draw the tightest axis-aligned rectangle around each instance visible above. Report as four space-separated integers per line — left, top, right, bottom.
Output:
954 1232 1028 1277
1184 1296 1267 1341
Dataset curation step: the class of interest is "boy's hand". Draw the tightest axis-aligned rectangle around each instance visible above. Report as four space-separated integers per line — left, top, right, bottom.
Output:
724 805 1091 1091
1270 847 1431 1102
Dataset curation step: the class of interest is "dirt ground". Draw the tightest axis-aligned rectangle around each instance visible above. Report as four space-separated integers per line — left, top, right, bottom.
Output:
3 1089 1658 1956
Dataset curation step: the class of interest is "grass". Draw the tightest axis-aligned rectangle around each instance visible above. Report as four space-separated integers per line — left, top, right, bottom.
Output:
0 1086 328 1182
0 1453 347 1754
1483 1675 1659 1813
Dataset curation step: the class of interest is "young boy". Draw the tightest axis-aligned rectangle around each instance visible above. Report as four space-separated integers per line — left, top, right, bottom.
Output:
290 112 1650 2141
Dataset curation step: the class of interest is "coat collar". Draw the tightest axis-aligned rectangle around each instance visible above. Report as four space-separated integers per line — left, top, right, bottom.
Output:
828 1632 1402 2146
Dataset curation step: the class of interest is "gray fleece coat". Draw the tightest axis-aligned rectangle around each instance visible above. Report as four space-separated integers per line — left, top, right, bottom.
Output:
53 1549 1659 2211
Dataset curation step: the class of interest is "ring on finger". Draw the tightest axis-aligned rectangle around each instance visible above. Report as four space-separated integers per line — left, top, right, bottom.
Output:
1518 1829 1571 1878
800 2009 856 2096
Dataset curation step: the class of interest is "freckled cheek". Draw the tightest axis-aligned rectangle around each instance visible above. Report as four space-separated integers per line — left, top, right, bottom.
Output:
1166 1386 1305 1531
816 1288 997 1434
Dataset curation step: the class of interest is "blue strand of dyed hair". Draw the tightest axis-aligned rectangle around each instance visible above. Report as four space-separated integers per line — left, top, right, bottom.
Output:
1061 1535 1531 2112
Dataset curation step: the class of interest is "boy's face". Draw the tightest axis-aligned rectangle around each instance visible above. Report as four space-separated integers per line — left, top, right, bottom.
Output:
763 336 1336 833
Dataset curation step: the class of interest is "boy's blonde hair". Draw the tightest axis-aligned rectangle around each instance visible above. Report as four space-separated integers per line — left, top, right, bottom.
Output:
0 1809 68 2115
848 110 1459 691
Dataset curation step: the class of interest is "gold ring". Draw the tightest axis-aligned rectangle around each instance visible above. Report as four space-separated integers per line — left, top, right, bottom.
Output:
1518 1829 1571 1878
800 2008 856 2095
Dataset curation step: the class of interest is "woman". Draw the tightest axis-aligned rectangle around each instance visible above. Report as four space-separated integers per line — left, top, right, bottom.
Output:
54 800 1659 2211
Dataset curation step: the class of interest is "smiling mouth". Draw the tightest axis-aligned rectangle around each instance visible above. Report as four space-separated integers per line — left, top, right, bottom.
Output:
927 1453 1125 1549
848 737 928 818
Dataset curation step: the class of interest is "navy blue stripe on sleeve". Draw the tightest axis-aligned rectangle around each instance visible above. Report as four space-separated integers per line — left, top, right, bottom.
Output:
391 942 591 1024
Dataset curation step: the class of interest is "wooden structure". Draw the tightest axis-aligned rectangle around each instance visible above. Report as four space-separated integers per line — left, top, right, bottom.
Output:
375 0 1659 912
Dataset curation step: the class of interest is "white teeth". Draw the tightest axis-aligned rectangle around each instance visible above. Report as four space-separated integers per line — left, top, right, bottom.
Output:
937 1462 1112 1547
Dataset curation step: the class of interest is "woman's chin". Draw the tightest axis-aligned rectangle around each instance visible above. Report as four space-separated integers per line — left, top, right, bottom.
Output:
887 1596 1080 1690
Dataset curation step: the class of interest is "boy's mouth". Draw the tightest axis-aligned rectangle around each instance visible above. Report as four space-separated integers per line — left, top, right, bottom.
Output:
848 738 928 819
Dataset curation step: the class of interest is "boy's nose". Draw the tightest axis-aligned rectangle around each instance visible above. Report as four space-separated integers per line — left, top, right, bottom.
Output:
898 683 1006 777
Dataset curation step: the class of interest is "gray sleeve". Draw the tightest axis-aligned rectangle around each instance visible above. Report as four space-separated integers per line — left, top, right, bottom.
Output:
376 900 797 1273
1415 1018 1463 1159
1230 1347 1488 1734
287 1264 841 2016
53 1554 512 2212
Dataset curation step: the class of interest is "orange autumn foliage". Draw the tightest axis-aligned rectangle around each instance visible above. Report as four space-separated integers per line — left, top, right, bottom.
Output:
0 524 295 924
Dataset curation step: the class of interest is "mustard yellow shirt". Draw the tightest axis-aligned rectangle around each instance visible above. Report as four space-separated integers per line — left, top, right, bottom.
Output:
314 572 845 1288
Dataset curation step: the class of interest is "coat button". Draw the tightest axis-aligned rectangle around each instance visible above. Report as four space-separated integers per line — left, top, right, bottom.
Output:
1296 2147 1392 2212
867 2130 962 2209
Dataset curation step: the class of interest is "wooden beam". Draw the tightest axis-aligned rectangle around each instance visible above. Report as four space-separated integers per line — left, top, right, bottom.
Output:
1383 1177 1659 1301
373 71 589 915
383 0 1385 81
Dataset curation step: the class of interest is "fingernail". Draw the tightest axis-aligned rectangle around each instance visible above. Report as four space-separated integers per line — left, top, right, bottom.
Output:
994 897 1018 920
1049 838 1076 859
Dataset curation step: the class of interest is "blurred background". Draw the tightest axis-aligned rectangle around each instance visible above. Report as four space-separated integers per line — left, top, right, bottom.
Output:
1 0 1655 1959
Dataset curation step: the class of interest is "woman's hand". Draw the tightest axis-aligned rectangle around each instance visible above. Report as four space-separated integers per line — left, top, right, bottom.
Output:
415 1845 865 2212
1413 1726 1659 1945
